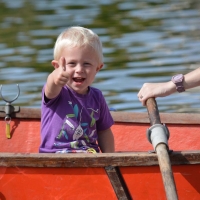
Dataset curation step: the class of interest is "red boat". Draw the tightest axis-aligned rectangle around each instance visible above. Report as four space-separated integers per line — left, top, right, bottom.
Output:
0 100 200 200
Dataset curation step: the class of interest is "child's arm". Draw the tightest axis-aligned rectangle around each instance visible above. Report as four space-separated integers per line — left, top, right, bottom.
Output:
97 128 115 153
45 57 68 99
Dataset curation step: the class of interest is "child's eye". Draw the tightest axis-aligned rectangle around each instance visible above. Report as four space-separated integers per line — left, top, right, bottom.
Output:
84 62 91 66
68 62 76 66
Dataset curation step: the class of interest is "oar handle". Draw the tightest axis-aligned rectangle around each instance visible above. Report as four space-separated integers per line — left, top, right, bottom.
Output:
146 97 161 125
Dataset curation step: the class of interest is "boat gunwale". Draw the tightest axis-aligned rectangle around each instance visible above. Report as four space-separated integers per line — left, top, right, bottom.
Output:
1 107 200 124
0 150 200 168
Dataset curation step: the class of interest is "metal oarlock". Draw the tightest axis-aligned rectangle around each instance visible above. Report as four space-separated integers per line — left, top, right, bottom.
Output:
0 84 20 104
0 84 20 139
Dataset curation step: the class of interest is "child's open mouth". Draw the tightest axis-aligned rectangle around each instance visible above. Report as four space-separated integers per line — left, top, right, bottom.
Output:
73 77 85 83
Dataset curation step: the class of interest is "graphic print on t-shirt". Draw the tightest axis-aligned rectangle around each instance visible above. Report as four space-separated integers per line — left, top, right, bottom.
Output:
54 101 98 150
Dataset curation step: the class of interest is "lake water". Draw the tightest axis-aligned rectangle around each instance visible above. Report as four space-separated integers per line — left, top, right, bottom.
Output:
0 0 200 113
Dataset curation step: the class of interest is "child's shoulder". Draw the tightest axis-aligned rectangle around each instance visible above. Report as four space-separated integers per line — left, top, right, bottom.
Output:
89 86 103 95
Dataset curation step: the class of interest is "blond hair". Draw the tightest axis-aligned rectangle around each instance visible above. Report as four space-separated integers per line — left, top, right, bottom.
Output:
53 26 103 64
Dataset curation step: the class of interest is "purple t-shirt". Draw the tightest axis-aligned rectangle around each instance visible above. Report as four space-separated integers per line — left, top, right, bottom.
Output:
39 85 114 153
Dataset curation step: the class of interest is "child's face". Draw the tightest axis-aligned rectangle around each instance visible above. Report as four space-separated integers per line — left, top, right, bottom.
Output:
59 45 103 94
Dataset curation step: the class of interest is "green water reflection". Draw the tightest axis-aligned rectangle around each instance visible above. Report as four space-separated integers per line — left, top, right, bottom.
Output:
0 1 200 112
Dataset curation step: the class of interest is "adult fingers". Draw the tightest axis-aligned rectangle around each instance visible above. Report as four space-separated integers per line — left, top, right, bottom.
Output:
137 88 145 101
138 90 150 106
139 95 147 106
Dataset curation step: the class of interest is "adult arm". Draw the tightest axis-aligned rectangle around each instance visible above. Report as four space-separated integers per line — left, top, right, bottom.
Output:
138 67 200 106
97 128 115 153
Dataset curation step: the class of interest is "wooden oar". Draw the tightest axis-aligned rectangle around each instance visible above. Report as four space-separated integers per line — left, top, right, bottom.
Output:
146 98 178 200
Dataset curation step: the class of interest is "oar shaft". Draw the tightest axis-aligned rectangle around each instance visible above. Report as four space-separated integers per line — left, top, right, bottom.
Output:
146 97 161 125
146 98 178 200
156 144 178 200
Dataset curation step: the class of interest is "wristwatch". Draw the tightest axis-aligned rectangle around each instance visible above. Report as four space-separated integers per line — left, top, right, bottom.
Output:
171 74 185 93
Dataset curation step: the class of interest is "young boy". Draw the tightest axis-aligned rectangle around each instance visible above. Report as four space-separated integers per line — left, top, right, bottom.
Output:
39 26 115 153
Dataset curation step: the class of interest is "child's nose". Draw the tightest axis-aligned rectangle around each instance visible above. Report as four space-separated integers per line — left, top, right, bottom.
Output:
76 64 84 73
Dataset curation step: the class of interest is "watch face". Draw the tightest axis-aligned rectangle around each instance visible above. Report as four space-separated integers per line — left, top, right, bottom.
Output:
173 74 183 83
172 74 185 92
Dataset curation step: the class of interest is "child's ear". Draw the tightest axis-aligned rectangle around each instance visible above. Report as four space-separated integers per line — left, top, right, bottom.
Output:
96 63 104 72
51 60 59 69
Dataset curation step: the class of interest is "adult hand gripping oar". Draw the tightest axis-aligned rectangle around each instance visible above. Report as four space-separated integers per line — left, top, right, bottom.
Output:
146 97 178 200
